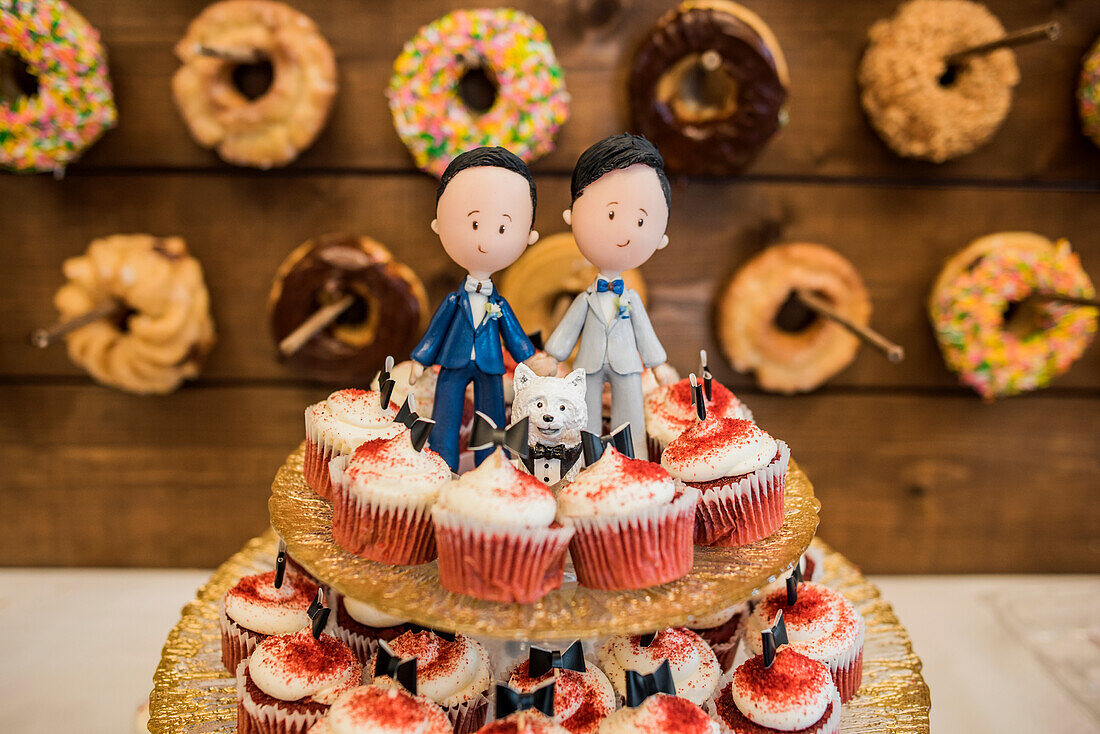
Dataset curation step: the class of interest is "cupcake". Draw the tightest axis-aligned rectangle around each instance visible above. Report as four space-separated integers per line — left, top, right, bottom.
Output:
478 710 571 734
330 593 408 666
372 629 492 734
644 377 752 461
507 653 616 733
662 417 790 547
329 427 450 565
744 583 864 703
304 388 401 499
220 570 320 674
688 603 750 673
598 693 720 734
558 446 697 591
308 683 452 734
597 628 721 706
236 628 362 734
757 547 825 602
432 449 573 603
709 648 841 734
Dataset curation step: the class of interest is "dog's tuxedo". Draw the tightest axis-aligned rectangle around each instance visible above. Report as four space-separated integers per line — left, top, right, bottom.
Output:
523 443 583 486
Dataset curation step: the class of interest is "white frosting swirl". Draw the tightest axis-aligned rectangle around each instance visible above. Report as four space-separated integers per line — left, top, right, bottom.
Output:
558 448 675 518
332 432 451 506
598 693 720 734
729 649 837 730
661 418 778 483
745 583 862 666
381 632 491 708
224 571 318 636
310 684 452 734
306 389 401 454
597 628 720 705
248 629 361 704
435 450 557 527
342 597 406 628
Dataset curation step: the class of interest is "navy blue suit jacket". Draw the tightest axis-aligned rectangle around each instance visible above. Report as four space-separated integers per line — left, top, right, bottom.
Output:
410 288 534 375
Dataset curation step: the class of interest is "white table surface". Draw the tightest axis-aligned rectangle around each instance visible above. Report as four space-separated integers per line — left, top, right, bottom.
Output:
1 570 1097 733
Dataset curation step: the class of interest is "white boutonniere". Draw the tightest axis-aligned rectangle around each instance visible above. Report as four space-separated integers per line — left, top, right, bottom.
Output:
485 302 503 320
615 295 632 320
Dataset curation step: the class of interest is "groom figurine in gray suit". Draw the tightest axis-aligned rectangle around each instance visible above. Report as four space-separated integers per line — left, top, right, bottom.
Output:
544 134 670 459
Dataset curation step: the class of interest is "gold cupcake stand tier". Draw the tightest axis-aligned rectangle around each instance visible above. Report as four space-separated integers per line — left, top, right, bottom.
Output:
271 443 819 639
148 530 930 733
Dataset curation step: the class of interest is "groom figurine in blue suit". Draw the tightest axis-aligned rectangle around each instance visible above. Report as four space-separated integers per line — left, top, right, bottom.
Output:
408 147 555 471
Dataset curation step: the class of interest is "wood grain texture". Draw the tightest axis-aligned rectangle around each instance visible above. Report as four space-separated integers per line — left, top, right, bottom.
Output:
53 0 1100 180
2 384 1096 571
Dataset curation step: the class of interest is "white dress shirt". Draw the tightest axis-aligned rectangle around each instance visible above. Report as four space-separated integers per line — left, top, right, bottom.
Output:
594 273 621 323
465 275 492 358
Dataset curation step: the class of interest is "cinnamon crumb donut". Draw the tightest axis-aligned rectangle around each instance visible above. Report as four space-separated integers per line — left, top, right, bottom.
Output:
172 0 336 168
53 234 216 394
859 0 1019 162
718 243 870 394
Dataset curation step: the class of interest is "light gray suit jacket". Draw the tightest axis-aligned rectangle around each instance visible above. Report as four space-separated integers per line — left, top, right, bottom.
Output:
545 284 666 375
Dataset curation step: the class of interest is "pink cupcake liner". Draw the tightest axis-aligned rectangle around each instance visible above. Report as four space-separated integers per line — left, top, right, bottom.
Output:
236 661 328 734
689 442 790 547
219 606 265 674
303 439 336 500
565 487 699 591
431 506 574 603
329 458 437 565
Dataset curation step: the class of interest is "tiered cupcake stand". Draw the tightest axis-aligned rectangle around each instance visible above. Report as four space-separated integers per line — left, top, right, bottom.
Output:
148 444 931 732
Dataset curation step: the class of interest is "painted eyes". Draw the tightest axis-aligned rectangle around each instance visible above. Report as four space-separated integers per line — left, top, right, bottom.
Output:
559 405 566 411
637 218 645 227
608 210 615 221
499 224 506 234
472 221 479 230
536 401 543 408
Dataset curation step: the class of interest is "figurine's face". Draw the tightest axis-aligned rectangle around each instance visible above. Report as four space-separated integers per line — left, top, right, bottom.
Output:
432 166 539 279
565 164 669 275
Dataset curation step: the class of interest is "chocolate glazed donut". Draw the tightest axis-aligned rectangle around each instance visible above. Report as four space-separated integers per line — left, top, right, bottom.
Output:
629 1 788 175
268 234 428 382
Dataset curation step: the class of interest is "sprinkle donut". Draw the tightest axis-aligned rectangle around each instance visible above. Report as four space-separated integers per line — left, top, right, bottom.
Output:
929 232 1097 399
53 234 216 395
718 243 871 394
1078 36 1100 149
859 0 1019 163
172 0 337 169
387 8 570 177
0 0 117 173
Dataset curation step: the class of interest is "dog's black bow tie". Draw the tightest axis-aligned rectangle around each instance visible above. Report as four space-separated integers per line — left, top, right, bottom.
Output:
530 443 567 460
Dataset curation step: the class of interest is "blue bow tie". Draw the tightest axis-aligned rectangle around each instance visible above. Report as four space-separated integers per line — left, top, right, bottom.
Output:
596 278 625 295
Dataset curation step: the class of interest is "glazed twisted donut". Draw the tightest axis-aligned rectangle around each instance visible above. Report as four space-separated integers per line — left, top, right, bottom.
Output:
54 235 216 394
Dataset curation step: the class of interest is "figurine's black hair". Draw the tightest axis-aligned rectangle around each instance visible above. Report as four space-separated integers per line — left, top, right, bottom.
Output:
437 147 537 226
570 133 670 207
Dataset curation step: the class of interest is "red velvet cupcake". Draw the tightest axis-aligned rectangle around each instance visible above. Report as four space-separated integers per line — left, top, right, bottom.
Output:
506 656 615 733
431 449 573 603
303 388 400 499
477 710 571 733
597 693 720 733
662 418 789 547
308 683 452 734
689 603 751 672
219 570 319 674
558 447 697 590
330 592 408 666
236 628 362 734
644 377 753 461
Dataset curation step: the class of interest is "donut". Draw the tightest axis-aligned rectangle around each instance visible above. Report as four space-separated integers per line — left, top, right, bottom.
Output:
1078 36 1100 149
268 233 429 382
53 235 216 395
498 232 647 340
0 0 117 173
859 0 1019 163
718 243 871 394
929 232 1097 399
386 8 570 177
172 0 336 169
629 0 789 175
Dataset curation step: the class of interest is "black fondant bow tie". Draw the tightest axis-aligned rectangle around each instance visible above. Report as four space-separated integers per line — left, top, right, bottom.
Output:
495 682 555 718
762 609 790 668
395 396 435 451
407 624 456 642
786 560 804 606
528 640 586 679
581 422 634 463
306 589 329 639
625 660 676 707
273 539 287 589
469 412 530 460
689 373 706 421
375 640 418 694
395 396 420 428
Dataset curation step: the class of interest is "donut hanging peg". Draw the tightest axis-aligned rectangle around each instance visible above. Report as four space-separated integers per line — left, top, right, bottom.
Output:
0 0 117 173
172 0 337 169
629 0 789 175
717 243 905 394
1078 36 1100 149
859 0 1060 163
32 235 216 395
386 8 570 177
929 232 1097 400
268 233 429 383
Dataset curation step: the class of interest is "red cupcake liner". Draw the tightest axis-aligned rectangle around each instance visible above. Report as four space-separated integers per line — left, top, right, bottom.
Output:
219 607 265 673
447 695 489 734
691 442 790 547
330 472 437 565
432 507 574 603
303 440 336 500
566 487 699 591
834 647 864 703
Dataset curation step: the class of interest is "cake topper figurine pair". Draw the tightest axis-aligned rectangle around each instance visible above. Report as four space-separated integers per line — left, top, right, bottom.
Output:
410 134 670 470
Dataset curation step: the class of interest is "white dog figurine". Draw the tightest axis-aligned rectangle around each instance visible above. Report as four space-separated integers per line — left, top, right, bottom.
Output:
511 363 587 487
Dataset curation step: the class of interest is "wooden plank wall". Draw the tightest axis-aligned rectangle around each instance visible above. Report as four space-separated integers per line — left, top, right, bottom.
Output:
2 0 1098 571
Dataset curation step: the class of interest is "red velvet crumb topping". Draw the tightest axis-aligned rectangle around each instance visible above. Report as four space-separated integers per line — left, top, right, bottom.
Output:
390 631 468 682
734 649 830 708
758 584 832 625
341 685 443 727
663 418 766 465
639 694 714 733
634 628 703 666
228 571 318 608
262 631 355 682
